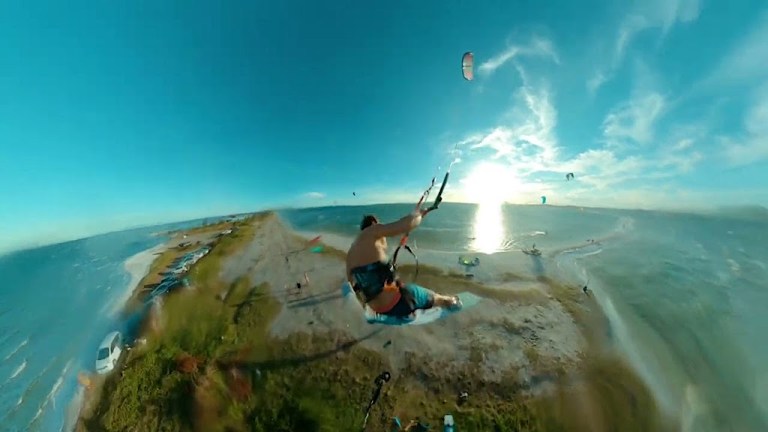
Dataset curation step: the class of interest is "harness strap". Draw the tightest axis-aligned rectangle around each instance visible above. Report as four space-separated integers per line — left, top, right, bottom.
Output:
390 244 419 281
369 285 403 314
351 261 397 302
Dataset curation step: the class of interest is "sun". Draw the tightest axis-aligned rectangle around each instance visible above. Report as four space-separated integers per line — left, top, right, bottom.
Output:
462 161 521 205
462 162 516 254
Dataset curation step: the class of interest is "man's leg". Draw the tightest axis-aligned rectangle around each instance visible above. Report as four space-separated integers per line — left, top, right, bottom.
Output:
432 292 461 308
403 283 460 310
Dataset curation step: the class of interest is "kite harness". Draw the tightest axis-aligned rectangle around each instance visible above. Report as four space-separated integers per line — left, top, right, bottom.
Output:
389 170 450 283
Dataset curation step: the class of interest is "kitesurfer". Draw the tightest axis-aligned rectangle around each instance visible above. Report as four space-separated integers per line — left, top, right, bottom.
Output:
346 212 461 318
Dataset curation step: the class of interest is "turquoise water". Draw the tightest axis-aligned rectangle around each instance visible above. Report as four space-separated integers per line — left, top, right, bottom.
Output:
281 203 768 431
0 217 230 431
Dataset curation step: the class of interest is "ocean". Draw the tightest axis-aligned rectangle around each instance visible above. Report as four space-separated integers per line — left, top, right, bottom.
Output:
280 203 768 432
0 204 765 431
0 217 230 432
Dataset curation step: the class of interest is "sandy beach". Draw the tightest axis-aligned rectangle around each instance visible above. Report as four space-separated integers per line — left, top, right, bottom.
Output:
112 244 169 316
76 212 667 432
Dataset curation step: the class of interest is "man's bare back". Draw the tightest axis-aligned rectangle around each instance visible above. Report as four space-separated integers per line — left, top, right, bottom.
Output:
345 212 460 315
346 236 389 273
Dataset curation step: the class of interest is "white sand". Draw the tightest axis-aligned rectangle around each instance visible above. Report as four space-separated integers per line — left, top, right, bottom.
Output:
221 214 587 390
111 244 168 316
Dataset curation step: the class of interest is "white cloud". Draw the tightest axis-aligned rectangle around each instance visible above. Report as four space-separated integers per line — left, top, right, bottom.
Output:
643 0 700 36
465 66 559 177
603 92 666 146
722 91 768 166
589 0 701 93
450 64 704 206
659 150 704 174
562 149 647 189
478 36 560 77
587 72 608 94
705 12 768 86
724 139 768 167
672 138 694 151
744 91 768 136
304 191 326 199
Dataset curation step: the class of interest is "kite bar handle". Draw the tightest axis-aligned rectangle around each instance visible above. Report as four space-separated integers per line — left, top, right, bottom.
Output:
423 171 450 214
392 171 450 269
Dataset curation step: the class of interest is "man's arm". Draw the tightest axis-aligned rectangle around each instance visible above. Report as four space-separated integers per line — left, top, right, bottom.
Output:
345 260 353 286
368 211 423 238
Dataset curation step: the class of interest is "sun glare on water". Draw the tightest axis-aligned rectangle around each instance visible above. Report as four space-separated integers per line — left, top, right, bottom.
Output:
463 162 512 254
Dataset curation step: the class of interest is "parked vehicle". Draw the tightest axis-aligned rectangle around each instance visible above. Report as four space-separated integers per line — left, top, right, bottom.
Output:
95 331 123 374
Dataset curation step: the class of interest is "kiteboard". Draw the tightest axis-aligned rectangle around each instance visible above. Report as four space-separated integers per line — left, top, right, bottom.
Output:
341 282 481 326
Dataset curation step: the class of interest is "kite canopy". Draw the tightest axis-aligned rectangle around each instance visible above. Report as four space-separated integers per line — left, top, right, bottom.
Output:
566 172 575 181
462 52 474 81
541 195 547 204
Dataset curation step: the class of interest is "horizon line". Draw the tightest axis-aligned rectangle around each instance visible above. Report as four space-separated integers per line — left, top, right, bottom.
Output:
2 201 766 257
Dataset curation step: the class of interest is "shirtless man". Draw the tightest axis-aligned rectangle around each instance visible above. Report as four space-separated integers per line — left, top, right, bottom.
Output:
345 211 461 318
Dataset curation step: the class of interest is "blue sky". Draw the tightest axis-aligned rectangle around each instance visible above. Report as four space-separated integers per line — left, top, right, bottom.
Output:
1 0 767 252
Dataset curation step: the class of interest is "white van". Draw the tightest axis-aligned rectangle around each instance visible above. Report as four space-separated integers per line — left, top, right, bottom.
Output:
95 331 123 374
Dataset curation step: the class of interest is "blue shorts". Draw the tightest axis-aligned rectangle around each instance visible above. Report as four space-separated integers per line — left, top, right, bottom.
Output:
382 283 435 317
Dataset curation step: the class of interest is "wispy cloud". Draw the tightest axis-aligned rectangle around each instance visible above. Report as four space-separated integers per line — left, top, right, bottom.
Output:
478 36 559 77
703 11 768 87
450 56 704 207
589 0 701 93
722 86 768 166
464 64 559 176
602 92 666 147
304 191 326 199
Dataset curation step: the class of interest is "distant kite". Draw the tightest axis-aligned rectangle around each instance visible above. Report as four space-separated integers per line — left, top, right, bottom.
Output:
541 195 547 205
353 192 356 196
462 52 474 81
566 173 575 181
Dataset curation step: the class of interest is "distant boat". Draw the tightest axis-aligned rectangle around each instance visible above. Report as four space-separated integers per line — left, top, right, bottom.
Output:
522 248 542 257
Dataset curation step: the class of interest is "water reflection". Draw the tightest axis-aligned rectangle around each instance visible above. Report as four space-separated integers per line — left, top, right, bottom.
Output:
470 202 506 254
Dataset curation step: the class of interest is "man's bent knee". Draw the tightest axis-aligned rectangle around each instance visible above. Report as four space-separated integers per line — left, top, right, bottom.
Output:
403 283 435 310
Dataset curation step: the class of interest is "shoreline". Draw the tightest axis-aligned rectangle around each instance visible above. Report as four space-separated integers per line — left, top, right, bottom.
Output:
63 243 169 432
112 243 170 317
76 213 671 431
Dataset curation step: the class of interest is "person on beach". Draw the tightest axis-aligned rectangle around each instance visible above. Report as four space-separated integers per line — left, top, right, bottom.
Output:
345 212 461 318
295 272 310 293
